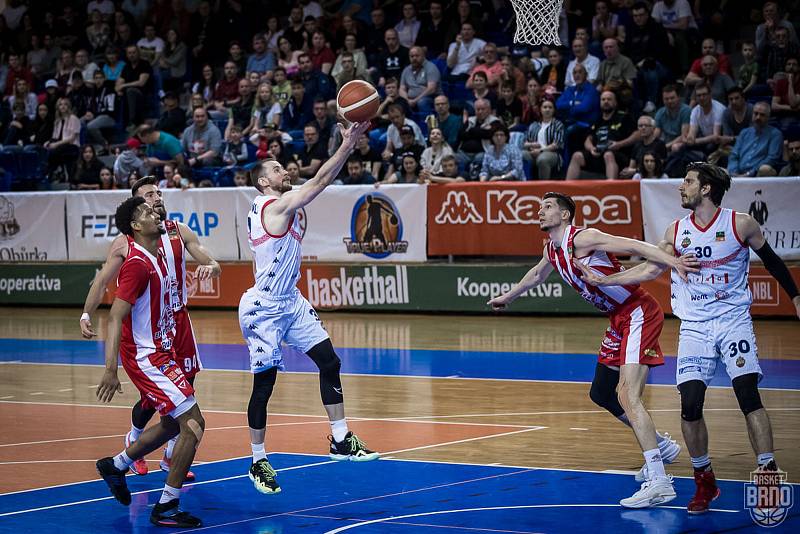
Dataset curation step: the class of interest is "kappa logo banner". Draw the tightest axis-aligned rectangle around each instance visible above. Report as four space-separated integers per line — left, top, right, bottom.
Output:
427 182 643 256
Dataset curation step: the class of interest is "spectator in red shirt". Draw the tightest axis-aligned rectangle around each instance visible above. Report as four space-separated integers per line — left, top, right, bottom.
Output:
771 56 799 129
3 53 34 96
308 31 335 75
211 61 241 119
688 38 732 78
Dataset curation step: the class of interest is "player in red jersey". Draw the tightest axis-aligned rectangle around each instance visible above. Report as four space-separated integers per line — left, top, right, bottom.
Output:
488 192 699 508
81 176 219 479
95 196 205 528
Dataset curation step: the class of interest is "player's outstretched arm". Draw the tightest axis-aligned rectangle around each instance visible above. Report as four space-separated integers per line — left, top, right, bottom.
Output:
574 226 699 281
488 257 554 310
274 121 371 214
96 297 131 403
80 235 128 339
178 222 221 280
736 213 800 319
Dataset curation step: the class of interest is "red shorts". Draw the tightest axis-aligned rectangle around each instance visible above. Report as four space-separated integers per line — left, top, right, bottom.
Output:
121 349 195 416
598 290 665 367
173 308 201 379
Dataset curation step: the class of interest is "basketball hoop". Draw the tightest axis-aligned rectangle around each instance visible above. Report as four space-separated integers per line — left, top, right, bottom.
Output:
510 0 564 46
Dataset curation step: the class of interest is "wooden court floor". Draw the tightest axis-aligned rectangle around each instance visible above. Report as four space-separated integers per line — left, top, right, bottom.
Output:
1 307 798 495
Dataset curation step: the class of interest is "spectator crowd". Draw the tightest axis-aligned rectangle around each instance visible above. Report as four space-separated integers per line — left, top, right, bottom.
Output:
1 0 798 191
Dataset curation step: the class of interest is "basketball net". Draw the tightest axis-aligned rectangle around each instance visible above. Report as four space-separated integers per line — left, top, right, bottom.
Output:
510 0 564 45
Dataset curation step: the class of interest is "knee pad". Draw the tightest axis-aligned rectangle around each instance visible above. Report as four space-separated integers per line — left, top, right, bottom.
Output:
589 364 624 417
247 367 277 429
307 339 343 405
733 373 764 416
678 380 707 422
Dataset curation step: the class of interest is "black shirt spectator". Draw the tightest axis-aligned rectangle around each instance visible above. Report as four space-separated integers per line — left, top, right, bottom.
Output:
416 1 449 59
379 30 410 84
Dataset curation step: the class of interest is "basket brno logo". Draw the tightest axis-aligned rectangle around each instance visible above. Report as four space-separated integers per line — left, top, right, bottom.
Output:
745 468 793 527
343 193 408 259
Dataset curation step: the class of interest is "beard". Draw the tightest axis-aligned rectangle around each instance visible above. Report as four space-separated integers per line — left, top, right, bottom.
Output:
154 204 167 220
680 194 700 209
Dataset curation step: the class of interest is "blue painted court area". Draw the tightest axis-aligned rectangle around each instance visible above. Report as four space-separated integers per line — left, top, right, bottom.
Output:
2 338 800 390
0 453 796 533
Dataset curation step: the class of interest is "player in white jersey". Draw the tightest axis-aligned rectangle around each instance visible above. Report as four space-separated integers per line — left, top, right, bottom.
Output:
489 192 699 509
80 176 220 480
240 119 378 495
577 162 800 514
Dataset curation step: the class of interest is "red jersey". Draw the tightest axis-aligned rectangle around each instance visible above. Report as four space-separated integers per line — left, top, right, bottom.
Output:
126 219 187 312
117 241 176 358
545 225 641 314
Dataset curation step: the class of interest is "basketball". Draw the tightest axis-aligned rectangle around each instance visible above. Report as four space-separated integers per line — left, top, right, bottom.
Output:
337 80 380 123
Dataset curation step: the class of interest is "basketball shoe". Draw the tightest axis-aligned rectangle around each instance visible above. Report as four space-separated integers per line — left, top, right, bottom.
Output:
124 431 149 476
329 432 379 461
620 475 676 508
96 457 131 505
159 455 196 482
635 434 681 482
249 458 281 494
150 499 202 528
687 469 720 514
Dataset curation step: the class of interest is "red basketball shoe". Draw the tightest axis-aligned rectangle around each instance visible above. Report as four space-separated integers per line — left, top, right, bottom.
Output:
687 469 721 514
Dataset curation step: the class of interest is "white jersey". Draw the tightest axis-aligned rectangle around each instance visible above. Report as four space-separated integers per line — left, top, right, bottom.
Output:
671 208 752 322
246 194 303 297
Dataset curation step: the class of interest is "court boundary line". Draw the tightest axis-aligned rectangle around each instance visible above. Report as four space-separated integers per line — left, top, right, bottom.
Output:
3 361 799 392
321 503 740 534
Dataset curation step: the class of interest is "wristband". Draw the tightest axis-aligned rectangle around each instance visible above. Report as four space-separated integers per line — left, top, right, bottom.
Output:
80 312 90 322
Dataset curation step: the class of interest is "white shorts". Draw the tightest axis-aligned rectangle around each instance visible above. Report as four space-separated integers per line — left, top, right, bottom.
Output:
676 306 762 386
238 287 329 374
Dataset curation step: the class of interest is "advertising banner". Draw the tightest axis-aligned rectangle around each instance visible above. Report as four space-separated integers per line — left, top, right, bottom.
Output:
0 263 100 304
66 189 240 261
0 193 68 262
427 181 644 256
641 177 800 259
236 185 428 262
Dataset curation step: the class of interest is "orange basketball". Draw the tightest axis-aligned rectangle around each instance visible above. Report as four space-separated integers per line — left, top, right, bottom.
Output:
337 80 380 123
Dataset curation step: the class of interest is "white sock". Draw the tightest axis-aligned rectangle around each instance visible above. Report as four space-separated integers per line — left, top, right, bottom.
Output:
330 419 349 443
252 442 266 463
129 425 144 441
757 452 775 466
691 454 711 469
158 483 181 504
113 451 134 471
165 436 177 460
643 448 667 480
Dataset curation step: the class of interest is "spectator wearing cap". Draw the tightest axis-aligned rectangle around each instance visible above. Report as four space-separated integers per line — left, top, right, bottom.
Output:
155 91 188 138
480 123 524 181
382 103 425 162
728 102 783 177
113 136 147 187
138 124 185 170
182 107 222 169
386 124 424 179
399 46 441 114
42 79 62 113
247 33 277 80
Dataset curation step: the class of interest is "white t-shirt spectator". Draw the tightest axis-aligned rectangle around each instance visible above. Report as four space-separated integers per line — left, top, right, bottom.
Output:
565 55 600 86
651 0 698 30
137 36 165 65
447 37 487 76
690 100 726 137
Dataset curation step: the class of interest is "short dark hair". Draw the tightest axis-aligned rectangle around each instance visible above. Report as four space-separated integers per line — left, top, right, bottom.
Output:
472 71 488 81
131 175 158 197
347 155 363 166
726 86 743 98
632 1 649 12
136 124 155 138
290 77 304 87
694 82 711 95
662 84 679 95
543 192 576 223
115 196 147 236
686 161 731 206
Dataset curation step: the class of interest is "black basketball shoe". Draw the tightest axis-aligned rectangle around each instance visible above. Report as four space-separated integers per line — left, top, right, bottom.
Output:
329 432 379 461
249 458 281 494
150 499 202 528
95 457 131 505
